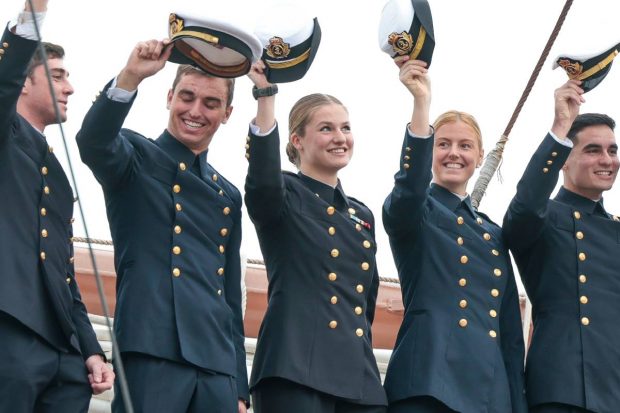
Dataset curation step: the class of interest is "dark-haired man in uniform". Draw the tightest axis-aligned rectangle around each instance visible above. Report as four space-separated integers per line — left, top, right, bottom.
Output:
0 0 114 411
504 79 620 413
76 37 249 412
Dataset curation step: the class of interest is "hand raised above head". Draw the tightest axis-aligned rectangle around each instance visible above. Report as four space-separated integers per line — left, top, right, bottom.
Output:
247 60 272 89
398 57 430 101
551 79 585 138
116 39 173 91
247 60 277 132
24 0 48 13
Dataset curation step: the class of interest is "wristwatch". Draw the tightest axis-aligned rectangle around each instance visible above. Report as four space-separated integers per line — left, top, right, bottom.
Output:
252 84 279 100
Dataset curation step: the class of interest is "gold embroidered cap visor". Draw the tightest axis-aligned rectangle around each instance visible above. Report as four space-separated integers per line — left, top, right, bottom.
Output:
167 12 263 78
255 11 322 83
378 0 435 67
553 42 620 93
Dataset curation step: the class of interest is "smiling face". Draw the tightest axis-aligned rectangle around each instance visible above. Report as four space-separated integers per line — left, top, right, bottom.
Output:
563 124 619 199
166 72 232 154
432 119 484 195
292 103 353 185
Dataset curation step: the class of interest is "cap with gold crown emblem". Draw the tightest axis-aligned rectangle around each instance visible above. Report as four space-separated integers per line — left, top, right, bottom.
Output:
553 42 620 93
378 0 435 66
167 9 263 78
254 6 321 83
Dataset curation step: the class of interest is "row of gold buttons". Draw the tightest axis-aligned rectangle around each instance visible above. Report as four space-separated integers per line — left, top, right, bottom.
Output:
542 151 558 174
456 217 498 338
0 41 8 61
573 210 590 326
170 162 230 297
403 146 412 169
326 204 367 337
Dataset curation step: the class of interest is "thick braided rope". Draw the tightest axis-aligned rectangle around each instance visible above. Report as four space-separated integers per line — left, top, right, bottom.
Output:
471 0 574 208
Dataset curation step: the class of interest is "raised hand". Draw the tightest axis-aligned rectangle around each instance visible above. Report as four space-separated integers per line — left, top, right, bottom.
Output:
551 79 585 138
247 60 276 132
397 56 430 101
24 0 48 13
117 39 173 91
247 59 272 89
396 56 431 136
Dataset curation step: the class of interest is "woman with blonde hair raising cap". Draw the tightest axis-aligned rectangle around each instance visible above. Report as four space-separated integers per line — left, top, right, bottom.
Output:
244 60 387 413
382 56 527 413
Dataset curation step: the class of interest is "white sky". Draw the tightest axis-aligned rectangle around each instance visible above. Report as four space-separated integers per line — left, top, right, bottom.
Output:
3 0 619 286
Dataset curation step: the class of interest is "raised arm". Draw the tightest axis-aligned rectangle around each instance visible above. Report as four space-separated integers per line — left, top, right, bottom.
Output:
244 61 286 228
0 0 48 137
503 80 584 251
76 39 172 189
383 58 433 238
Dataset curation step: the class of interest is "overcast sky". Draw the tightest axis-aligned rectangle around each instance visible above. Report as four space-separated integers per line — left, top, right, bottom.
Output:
3 0 619 285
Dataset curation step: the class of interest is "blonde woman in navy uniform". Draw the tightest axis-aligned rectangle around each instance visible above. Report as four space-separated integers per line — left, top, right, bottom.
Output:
244 60 387 413
382 57 527 413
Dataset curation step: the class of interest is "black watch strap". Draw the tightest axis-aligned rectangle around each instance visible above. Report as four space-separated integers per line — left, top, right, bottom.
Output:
252 84 279 100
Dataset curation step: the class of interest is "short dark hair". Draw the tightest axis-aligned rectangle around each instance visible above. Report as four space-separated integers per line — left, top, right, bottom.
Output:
567 113 616 143
27 42 65 79
171 64 235 107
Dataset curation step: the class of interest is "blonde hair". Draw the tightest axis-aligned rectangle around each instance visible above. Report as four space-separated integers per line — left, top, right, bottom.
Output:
286 93 347 167
432 110 483 150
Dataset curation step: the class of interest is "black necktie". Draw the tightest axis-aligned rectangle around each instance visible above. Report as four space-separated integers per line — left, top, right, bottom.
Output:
594 201 609 218
193 155 212 182
459 199 476 219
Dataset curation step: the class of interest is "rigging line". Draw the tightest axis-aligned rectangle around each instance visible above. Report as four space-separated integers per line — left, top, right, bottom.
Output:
26 2 134 411
471 0 574 208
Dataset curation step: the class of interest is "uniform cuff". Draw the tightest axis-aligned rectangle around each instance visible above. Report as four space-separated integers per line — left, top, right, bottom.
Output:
10 11 45 40
249 120 277 136
549 130 573 148
106 77 137 102
406 123 434 139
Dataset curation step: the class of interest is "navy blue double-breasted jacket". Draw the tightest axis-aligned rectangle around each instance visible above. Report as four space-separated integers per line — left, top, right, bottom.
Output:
0 27 101 358
503 134 620 412
76 82 249 399
245 125 387 405
383 129 527 413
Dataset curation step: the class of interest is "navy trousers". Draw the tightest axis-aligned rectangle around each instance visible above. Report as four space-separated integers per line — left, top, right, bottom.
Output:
0 312 91 413
112 352 238 413
388 396 457 413
531 403 595 413
252 377 386 413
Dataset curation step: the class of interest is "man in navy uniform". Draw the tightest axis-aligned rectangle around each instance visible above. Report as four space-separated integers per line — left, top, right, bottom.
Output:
0 0 114 411
76 37 249 412
504 79 620 413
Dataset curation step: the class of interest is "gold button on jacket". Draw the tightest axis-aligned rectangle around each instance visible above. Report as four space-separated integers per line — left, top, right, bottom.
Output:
1 26 96 365
504 134 620 409
76 91 246 393
243 125 384 404
384 129 525 412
